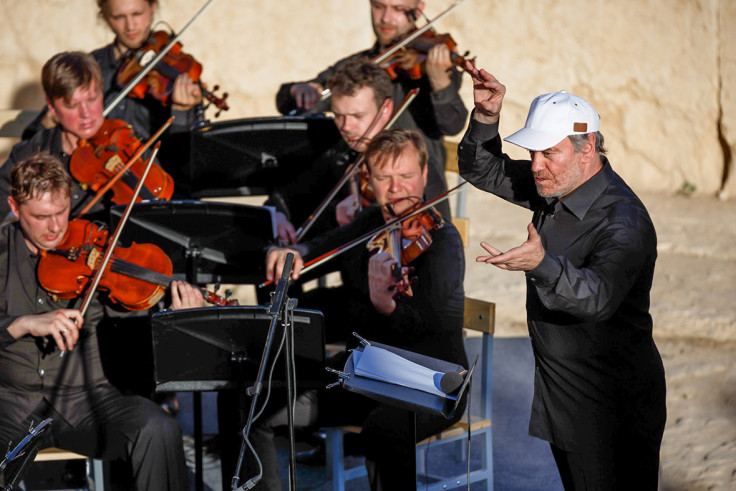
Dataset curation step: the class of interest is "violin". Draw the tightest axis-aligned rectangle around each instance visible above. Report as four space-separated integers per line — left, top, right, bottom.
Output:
116 30 229 116
260 181 464 290
348 162 375 212
381 30 475 80
69 119 174 207
366 200 444 299
37 219 237 311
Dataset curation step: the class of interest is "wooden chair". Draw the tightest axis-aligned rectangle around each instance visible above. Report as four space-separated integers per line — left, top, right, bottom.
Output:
444 139 470 247
31 447 105 491
323 297 495 490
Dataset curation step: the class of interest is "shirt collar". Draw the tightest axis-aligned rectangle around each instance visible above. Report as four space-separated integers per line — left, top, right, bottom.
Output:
101 43 119 70
558 156 614 221
11 222 37 260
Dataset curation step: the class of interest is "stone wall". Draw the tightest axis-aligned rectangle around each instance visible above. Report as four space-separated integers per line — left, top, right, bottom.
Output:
1 0 734 197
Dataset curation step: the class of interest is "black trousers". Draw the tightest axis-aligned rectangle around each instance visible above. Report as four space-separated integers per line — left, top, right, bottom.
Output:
0 386 188 491
550 436 660 491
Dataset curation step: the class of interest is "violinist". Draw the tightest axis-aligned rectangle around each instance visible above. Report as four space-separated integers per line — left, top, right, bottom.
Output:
269 57 451 246
267 57 392 245
0 153 202 490
275 0 468 211
1 51 171 222
1 52 108 221
23 0 204 153
256 129 467 490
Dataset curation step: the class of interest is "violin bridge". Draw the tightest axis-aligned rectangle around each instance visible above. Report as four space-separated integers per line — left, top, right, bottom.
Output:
86 248 100 270
104 154 124 173
140 49 156 67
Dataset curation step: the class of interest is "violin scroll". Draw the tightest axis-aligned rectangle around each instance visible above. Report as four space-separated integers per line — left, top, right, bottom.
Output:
202 285 239 306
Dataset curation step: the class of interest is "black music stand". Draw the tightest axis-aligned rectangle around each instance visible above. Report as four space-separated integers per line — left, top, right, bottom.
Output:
338 340 474 420
150 306 326 393
186 116 341 197
151 302 326 491
109 200 276 285
330 336 475 485
108 200 276 491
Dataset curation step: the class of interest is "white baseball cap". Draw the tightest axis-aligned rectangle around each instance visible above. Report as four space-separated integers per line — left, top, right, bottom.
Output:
504 90 600 151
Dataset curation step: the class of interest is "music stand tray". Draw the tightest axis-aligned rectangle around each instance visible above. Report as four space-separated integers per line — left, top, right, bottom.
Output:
109 200 275 285
340 341 475 419
188 115 341 197
150 306 326 392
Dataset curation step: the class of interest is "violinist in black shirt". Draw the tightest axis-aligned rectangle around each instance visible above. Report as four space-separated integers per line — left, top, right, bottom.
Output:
266 57 394 245
2 51 174 222
2 52 112 221
457 63 666 490
0 152 203 490
256 129 467 490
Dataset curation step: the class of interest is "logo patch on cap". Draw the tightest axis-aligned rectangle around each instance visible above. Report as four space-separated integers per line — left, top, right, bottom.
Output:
573 122 588 132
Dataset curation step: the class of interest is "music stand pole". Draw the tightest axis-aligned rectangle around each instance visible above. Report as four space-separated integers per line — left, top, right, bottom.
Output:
283 297 298 490
232 254 295 490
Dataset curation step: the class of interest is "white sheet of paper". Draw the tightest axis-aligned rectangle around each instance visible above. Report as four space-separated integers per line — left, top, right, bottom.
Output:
353 345 447 398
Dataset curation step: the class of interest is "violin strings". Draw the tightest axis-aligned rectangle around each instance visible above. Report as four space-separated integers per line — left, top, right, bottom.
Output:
108 257 171 287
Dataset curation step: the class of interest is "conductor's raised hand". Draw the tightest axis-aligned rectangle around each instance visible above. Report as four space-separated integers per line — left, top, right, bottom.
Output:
476 223 545 271
265 246 305 282
463 61 506 124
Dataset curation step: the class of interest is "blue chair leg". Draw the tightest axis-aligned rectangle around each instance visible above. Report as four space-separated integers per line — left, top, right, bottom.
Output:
324 428 346 491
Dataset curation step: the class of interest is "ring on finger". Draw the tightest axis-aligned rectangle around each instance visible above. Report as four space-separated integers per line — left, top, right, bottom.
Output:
61 328 68 334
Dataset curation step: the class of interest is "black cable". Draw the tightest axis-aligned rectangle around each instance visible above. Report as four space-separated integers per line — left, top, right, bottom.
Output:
239 320 288 488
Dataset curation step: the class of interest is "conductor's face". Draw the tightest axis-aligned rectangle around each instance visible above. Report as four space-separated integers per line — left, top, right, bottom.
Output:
529 137 587 199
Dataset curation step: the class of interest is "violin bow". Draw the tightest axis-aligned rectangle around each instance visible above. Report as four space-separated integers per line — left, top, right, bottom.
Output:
77 144 161 318
74 117 173 219
260 179 469 288
294 88 419 242
312 0 470 107
103 0 217 117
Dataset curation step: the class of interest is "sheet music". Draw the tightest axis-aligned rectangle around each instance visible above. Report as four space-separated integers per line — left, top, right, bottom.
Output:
353 345 455 399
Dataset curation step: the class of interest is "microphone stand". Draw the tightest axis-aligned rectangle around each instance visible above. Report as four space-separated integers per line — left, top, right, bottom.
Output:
232 253 297 490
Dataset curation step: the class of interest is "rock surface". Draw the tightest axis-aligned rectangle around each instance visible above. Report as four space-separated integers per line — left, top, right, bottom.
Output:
1 0 735 196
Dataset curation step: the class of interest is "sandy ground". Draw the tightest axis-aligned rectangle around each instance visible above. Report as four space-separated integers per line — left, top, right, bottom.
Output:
460 186 736 491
